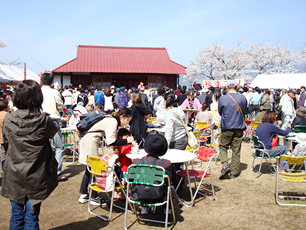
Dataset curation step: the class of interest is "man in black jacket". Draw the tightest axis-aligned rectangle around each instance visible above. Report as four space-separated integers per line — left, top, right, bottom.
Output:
139 87 149 107
204 87 214 106
218 80 247 179
177 87 187 106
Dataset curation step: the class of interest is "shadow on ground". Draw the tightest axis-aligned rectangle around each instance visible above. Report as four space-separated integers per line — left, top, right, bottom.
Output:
49 217 109 230
124 206 183 229
61 164 85 179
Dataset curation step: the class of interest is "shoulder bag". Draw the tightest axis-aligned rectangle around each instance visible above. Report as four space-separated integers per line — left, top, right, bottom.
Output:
227 93 247 128
174 109 198 148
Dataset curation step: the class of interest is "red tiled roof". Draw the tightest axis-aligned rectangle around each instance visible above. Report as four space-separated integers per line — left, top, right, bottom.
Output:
53 45 186 74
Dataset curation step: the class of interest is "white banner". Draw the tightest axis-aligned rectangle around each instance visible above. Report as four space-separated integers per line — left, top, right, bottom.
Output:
203 79 245 88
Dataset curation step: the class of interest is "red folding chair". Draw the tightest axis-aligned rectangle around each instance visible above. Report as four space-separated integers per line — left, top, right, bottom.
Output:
176 147 217 203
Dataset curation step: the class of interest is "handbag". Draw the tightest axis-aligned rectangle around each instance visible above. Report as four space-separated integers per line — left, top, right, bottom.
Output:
272 135 278 147
136 184 165 201
174 109 198 148
227 94 247 128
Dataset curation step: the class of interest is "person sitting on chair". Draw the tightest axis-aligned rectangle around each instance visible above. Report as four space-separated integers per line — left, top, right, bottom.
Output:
130 134 179 214
256 111 290 172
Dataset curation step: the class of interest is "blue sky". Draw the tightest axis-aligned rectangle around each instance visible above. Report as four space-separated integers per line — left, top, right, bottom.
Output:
1 0 305 85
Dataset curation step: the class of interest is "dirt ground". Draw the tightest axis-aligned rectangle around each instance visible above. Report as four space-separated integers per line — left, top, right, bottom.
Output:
1 142 306 230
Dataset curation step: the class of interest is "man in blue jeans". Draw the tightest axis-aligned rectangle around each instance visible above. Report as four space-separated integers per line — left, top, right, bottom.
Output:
218 80 247 179
41 72 66 180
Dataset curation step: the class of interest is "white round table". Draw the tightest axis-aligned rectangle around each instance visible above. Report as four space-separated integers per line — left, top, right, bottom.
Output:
126 149 196 163
61 125 77 132
149 126 192 134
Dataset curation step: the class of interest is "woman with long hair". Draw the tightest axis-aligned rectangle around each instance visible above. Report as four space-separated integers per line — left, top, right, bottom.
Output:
1 80 59 229
210 88 222 111
86 90 95 111
153 87 167 125
130 92 147 144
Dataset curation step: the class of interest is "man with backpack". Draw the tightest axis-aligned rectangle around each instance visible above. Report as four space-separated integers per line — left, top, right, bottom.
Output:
77 88 88 107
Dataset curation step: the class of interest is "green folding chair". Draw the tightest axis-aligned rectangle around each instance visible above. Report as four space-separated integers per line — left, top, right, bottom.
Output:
124 164 176 230
275 155 306 206
251 134 276 178
292 125 306 133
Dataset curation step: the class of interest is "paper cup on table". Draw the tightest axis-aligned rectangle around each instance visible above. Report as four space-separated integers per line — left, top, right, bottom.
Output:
131 145 139 154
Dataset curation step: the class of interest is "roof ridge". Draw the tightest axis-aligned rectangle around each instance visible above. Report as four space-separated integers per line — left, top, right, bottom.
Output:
78 45 166 50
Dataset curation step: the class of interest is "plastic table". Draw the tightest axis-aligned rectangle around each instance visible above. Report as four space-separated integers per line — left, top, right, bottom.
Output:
149 126 192 134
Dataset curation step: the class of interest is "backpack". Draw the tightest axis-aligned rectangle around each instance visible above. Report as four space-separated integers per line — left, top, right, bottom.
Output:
76 113 105 136
77 93 87 105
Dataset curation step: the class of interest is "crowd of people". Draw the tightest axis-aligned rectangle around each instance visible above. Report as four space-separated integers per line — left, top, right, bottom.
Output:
1 72 306 229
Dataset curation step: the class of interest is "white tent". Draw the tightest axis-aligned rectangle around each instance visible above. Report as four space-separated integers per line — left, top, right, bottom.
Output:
250 73 306 89
0 64 40 83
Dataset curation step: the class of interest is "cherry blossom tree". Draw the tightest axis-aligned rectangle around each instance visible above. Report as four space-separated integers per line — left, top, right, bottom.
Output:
246 42 297 75
185 41 299 84
0 40 23 66
0 41 7 48
297 43 306 72
185 40 251 83
0 41 8 64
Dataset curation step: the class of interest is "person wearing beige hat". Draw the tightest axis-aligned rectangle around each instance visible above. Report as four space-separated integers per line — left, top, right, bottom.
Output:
255 103 272 122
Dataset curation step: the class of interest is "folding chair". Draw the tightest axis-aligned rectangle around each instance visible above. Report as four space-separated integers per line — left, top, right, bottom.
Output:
146 117 156 123
124 164 176 230
251 121 261 131
62 131 78 163
251 134 276 178
243 120 254 143
275 155 306 206
292 125 306 133
86 155 131 221
176 147 217 203
185 146 202 168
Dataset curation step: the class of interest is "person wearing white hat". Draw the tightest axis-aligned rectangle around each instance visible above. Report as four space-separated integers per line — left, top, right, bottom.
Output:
291 133 306 156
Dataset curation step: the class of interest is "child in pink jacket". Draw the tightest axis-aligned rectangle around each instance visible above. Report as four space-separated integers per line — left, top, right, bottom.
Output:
180 92 202 122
